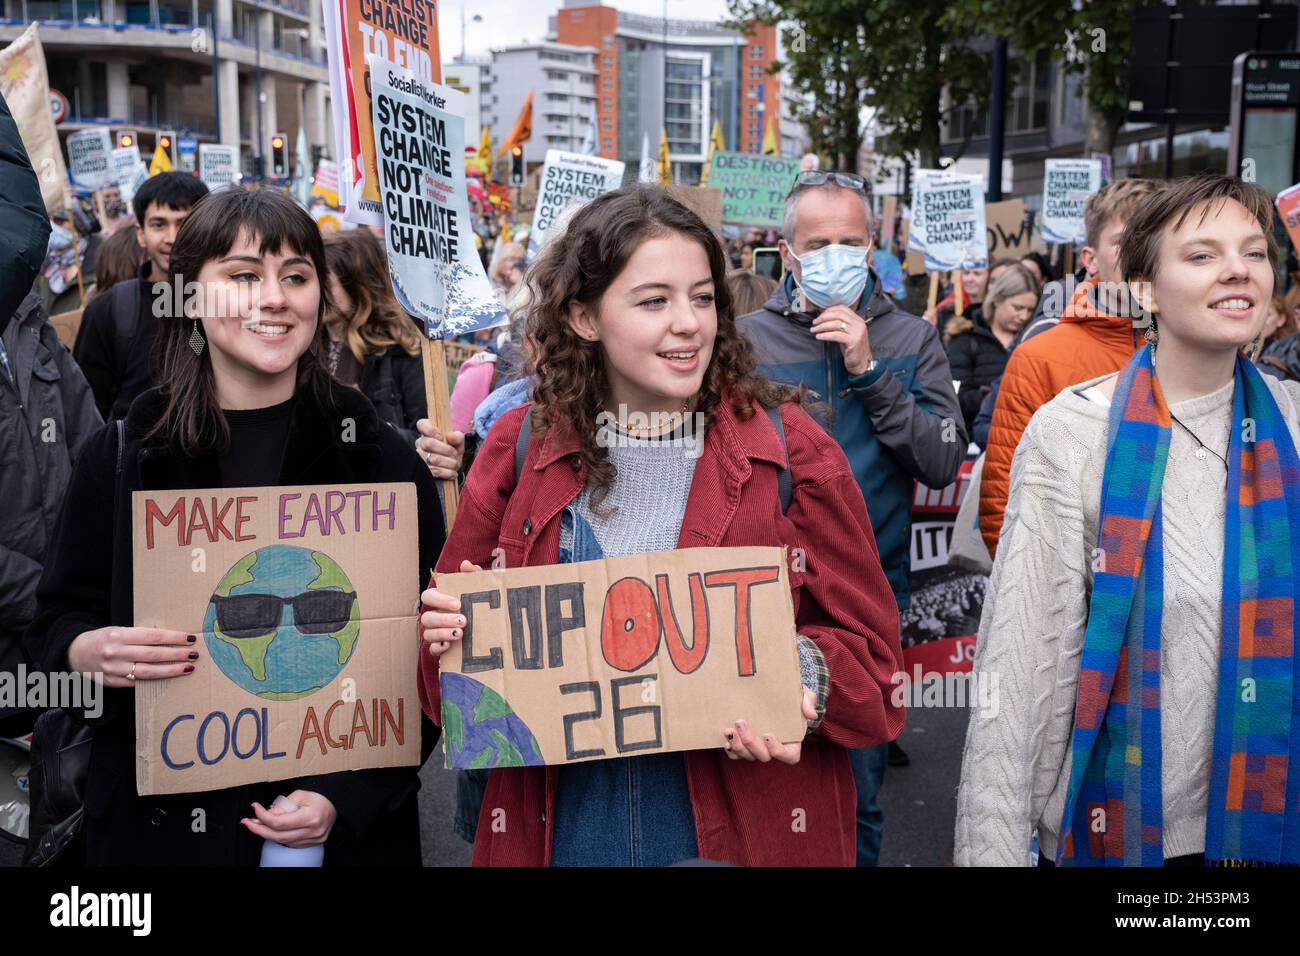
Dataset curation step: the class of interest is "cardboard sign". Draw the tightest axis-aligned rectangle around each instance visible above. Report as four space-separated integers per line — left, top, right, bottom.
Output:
527 149 626 261
109 144 146 204
198 144 239 192
0 25 68 215
665 185 723 235
1276 182 1300 252
326 0 442 225
131 483 422 795
706 151 801 227
913 175 987 271
435 546 806 769
66 128 113 191
1040 158 1101 245
368 57 505 340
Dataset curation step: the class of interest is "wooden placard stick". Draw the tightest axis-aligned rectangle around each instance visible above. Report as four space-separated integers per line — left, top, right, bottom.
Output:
421 336 460 531
954 269 964 318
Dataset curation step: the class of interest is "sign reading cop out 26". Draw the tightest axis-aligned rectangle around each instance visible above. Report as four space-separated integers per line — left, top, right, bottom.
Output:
435 547 806 769
707 151 801 227
131 483 421 795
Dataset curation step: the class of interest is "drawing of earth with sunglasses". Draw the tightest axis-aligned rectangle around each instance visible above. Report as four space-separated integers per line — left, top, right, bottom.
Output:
203 545 360 701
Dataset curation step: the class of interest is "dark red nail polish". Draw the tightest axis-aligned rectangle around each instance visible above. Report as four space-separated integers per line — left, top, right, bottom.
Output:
188 651 199 660
184 664 195 673
187 634 197 643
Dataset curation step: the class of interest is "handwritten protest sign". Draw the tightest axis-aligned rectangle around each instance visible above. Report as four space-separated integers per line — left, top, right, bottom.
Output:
527 149 625 262
0 25 68 214
132 483 421 795
1276 182 1300 252
706 151 801 227
369 57 505 340
434 546 806 769
66 128 113 191
912 175 987 272
1040 158 1101 245
198 144 239 192
326 0 441 225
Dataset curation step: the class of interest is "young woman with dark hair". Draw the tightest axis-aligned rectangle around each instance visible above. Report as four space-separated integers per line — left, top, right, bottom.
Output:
24 187 445 865
416 184 905 867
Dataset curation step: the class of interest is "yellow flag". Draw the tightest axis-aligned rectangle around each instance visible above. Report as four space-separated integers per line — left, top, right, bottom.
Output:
477 126 492 182
657 128 671 186
700 119 726 187
501 220 511 244
149 142 173 175
761 114 778 157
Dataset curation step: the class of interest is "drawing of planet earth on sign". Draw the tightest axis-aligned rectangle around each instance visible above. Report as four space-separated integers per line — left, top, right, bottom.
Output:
203 545 360 701
440 673 543 769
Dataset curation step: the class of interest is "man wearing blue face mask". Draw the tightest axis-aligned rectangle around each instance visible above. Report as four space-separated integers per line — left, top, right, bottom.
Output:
738 170 967 867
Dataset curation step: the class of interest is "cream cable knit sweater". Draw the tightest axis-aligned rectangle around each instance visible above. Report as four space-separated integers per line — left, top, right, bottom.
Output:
954 371 1300 866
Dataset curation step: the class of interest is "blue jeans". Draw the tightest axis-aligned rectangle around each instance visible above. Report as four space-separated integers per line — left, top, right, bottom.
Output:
549 506 699 866
847 742 888 867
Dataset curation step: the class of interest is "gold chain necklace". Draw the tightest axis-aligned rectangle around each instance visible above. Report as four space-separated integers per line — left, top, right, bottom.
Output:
605 399 692 436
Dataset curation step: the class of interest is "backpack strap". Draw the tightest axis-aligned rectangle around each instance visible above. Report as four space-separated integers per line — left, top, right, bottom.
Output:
764 403 792 515
513 407 533 487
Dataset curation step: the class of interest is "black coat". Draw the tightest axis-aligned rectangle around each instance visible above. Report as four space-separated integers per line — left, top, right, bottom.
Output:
23 378 445 865
0 294 102 727
358 345 427 445
944 308 1013 436
0 91 51 324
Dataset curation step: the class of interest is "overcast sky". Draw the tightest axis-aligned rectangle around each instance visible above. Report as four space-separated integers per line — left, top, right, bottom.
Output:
441 0 735 60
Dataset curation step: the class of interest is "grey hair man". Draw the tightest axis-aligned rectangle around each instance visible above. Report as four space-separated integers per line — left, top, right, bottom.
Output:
737 169 967 867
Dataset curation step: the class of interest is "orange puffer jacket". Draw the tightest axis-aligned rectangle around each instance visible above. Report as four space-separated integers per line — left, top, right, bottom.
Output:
979 278 1141 557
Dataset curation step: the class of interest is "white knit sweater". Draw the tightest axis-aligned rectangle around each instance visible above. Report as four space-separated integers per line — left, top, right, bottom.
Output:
954 371 1300 866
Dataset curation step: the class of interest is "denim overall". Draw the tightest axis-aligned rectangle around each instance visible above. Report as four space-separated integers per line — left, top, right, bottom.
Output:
548 506 700 867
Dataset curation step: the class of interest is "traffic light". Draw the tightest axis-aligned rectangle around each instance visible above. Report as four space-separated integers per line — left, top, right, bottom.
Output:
510 145 524 186
270 132 289 178
116 130 136 150
157 130 177 166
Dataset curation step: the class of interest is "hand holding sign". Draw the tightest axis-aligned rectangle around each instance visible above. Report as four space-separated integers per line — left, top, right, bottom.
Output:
724 688 818 765
421 559 482 654
414 419 465 481
67 626 198 688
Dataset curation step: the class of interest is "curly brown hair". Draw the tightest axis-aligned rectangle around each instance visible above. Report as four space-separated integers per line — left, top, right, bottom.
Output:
323 230 422 363
522 184 801 508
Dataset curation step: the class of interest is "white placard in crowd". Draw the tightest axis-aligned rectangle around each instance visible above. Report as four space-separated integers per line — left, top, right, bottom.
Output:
110 145 147 206
66 128 113 191
198 144 240 192
1040 158 1102 245
913 175 987 272
527 149 626 262
368 56 505 340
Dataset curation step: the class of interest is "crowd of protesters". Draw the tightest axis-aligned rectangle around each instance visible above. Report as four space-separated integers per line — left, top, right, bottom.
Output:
5 80 1300 868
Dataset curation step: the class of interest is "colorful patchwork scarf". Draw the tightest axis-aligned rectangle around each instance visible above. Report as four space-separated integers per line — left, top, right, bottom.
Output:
1058 344 1300 866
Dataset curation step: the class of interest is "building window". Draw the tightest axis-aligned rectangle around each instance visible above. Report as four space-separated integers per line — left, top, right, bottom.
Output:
749 65 765 80
603 56 613 69
601 117 613 130
603 75 613 90
751 45 765 59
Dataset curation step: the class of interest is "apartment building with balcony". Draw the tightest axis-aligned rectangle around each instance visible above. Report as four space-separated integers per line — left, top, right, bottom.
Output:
484 40 597 166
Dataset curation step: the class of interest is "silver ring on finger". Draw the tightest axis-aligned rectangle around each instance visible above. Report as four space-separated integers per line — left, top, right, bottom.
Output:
840 320 847 332
425 450 434 466
127 661 137 681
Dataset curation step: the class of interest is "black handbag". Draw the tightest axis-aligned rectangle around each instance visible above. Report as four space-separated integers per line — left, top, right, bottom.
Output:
21 420 126 866
21 709 90 866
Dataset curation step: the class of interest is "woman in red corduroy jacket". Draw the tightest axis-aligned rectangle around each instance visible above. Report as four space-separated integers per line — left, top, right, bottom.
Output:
417 184 904 867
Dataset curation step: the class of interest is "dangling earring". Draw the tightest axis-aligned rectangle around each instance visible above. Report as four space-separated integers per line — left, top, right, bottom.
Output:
188 320 206 356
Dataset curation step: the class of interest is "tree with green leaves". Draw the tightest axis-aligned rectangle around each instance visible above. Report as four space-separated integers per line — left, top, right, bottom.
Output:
728 0 993 171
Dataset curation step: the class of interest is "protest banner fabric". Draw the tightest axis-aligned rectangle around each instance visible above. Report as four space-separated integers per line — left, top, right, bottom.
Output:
527 149 625 261
66 128 113 191
1276 182 1300 253
913 175 987 272
707 151 801 227
1040 158 1102 245
368 56 504 340
435 546 806 769
110 145 147 206
0 24 68 214
326 0 441 226
131 483 422 795
198 144 239 192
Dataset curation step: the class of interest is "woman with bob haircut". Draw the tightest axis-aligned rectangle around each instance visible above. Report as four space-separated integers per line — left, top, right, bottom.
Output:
956 172 1300 867
416 184 905 867
24 188 444 865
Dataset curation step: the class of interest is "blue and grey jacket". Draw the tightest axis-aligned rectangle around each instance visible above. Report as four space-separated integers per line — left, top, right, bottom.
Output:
738 272 966 611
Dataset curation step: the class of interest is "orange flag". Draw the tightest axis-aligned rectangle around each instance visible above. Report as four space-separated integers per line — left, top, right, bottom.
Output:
497 91 533 158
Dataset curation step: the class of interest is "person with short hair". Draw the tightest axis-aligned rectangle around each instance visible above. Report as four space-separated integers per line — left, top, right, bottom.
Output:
738 169 966 866
957 173 1300 867
980 177 1162 558
725 267 775 318
73 172 210 419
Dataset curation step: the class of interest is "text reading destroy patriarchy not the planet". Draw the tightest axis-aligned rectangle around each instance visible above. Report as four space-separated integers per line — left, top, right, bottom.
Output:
376 72 459 262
